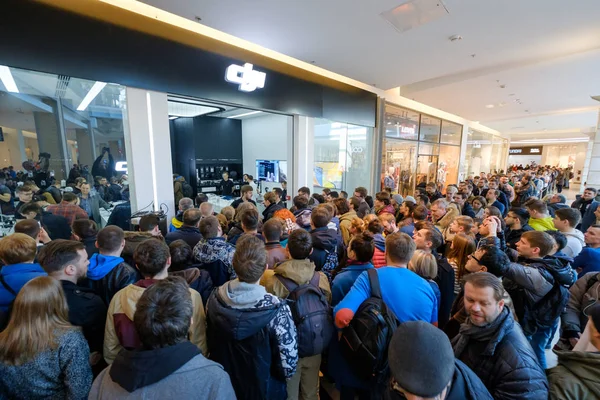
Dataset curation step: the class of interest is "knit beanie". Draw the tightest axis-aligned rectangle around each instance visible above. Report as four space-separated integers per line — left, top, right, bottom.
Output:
404 196 417 204
590 303 600 333
388 321 455 398
392 194 403 205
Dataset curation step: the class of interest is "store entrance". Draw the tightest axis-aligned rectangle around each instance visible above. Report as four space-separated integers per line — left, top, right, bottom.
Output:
167 96 292 211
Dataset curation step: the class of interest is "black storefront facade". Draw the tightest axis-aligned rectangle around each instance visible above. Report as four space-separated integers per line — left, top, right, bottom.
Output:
0 0 378 213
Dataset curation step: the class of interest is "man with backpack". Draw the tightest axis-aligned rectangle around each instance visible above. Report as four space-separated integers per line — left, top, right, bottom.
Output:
308 206 341 282
261 229 332 400
503 230 576 369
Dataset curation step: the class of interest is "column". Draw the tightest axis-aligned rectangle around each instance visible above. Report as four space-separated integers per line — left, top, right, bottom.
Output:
16 129 26 164
33 99 69 180
123 88 175 220
458 125 469 180
580 111 600 191
75 127 95 167
292 115 314 194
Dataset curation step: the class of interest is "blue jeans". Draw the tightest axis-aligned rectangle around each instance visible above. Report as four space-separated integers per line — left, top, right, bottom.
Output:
527 326 554 370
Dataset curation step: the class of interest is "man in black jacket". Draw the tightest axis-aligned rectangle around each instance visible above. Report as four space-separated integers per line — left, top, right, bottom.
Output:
452 273 548 400
85 225 140 305
38 240 107 367
453 192 475 218
387 321 492 400
262 191 284 223
504 207 534 250
165 208 203 249
19 202 72 240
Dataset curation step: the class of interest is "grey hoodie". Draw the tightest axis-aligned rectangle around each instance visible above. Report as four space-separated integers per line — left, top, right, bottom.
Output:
563 230 585 258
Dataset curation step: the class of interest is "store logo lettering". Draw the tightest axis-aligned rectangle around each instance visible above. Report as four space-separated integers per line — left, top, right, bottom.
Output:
225 63 266 92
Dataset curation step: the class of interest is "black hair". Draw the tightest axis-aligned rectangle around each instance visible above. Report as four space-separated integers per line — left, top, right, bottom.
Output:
508 207 530 226
478 245 510 277
546 230 567 252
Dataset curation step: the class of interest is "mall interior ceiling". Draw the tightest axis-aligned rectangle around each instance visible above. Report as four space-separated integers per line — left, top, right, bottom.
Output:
142 0 600 146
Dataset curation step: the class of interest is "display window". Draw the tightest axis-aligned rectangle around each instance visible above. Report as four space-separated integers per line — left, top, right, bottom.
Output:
381 103 462 194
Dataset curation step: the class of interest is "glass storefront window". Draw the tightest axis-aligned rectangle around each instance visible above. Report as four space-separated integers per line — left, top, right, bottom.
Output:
385 105 419 141
313 119 373 194
419 115 441 143
441 120 462 145
464 130 509 177
382 140 417 197
0 66 128 186
381 102 462 194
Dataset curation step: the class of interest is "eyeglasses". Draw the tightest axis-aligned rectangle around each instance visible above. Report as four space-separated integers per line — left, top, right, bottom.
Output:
469 253 483 263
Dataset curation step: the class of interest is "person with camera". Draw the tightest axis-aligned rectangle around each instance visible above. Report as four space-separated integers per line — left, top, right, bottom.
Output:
92 147 115 181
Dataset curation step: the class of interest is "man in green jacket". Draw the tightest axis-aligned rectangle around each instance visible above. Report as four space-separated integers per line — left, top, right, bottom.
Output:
548 303 600 399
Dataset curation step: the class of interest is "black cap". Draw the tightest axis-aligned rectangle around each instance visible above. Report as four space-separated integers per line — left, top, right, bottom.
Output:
388 321 455 397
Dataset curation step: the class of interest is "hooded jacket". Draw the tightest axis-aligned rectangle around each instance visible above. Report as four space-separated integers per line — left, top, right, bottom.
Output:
372 233 386 268
505 224 534 249
170 267 214 306
503 255 576 335
122 232 161 266
89 342 235 399
452 308 549 400
206 279 298 400
193 237 236 287
169 211 184 232
529 216 556 232
0 263 46 312
547 350 600 399
262 202 284 222
339 210 357 246
562 271 600 338
562 229 585 258
261 259 331 303
103 279 207 364
85 254 140 306
309 227 340 279
383 359 493 400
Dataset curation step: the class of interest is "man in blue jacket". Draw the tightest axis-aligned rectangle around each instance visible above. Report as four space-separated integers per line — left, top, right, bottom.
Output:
0 233 46 312
572 187 599 232
572 224 600 277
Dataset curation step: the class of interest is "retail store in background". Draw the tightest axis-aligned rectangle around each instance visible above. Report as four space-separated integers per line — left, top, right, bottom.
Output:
0 0 378 218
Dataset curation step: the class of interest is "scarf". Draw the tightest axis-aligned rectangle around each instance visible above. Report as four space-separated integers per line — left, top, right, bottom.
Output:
453 307 512 358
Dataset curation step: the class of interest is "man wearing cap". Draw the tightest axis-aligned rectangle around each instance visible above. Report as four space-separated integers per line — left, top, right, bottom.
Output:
452 272 548 400
386 321 492 400
548 304 600 398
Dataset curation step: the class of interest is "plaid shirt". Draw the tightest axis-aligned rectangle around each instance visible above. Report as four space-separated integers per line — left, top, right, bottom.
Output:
46 202 89 225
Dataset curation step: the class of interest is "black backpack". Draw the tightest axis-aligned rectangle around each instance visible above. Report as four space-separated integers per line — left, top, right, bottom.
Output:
0 274 17 331
182 182 194 198
276 272 333 358
339 269 399 381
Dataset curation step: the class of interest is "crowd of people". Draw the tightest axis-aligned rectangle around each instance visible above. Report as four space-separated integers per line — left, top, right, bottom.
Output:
0 163 599 400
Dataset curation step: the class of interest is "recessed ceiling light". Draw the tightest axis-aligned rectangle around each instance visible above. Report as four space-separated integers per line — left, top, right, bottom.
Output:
485 104 495 109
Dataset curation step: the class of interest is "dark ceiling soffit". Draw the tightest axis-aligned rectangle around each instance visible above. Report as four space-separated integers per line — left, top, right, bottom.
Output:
33 0 369 95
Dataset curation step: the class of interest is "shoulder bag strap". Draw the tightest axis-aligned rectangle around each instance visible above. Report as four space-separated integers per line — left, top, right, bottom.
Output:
367 268 382 299
275 274 299 293
309 271 321 288
0 274 18 296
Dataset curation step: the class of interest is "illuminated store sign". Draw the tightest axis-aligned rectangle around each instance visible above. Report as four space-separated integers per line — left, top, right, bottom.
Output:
225 63 266 92
509 146 543 155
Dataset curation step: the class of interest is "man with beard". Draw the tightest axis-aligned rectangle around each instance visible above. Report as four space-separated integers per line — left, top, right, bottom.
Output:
504 207 534 250
452 273 548 400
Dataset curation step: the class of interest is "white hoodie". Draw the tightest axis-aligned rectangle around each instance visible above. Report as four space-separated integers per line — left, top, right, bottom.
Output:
562 229 585 258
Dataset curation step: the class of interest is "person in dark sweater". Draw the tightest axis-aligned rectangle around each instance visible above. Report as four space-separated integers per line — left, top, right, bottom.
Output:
168 239 214 306
165 208 203 249
219 172 235 197
19 202 72 240
504 207 534 250
308 206 341 281
38 240 107 370
72 219 100 259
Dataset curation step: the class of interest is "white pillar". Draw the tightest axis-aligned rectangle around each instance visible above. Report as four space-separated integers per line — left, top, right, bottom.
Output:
16 129 26 163
123 88 175 220
292 116 314 194
580 111 600 192
458 125 469 181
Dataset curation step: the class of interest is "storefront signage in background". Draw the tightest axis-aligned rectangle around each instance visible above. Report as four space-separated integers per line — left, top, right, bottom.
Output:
225 63 266 92
509 146 543 155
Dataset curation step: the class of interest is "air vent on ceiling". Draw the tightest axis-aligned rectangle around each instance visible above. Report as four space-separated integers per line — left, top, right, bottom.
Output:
55 75 70 98
381 0 449 34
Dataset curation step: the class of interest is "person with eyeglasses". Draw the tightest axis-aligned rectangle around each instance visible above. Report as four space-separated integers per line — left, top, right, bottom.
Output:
385 321 492 400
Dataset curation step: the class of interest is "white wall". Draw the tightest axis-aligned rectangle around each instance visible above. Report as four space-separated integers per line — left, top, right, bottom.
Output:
242 113 292 186
508 154 542 166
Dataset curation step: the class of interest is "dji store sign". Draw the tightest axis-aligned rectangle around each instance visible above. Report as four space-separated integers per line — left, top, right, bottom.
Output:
225 63 266 92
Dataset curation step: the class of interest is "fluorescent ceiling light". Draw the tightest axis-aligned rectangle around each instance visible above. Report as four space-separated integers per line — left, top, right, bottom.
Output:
0 66 18 93
77 81 107 111
227 110 262 119
168 101 220 117
169 116 179 120
512 137 589 144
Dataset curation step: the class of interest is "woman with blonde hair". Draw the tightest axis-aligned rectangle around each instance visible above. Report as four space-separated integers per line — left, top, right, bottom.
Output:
447 233 477 295
408 250 440 309
0 276 92 399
